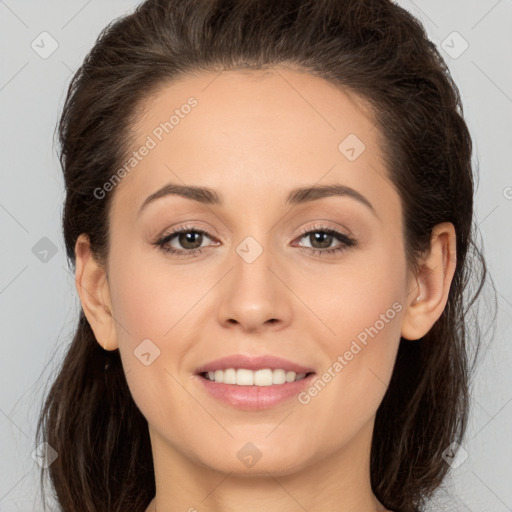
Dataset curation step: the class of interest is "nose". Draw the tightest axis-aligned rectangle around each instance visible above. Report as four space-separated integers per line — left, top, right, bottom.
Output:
216 238 293 333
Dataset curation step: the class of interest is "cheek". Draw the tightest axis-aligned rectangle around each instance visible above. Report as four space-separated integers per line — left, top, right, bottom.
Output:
300 304 403 446
305 234 406 347
107 243 200 342
305 239 405 411
106 247 198 429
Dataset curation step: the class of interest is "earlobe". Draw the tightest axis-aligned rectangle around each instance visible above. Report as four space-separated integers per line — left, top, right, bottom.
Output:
401 222 457 341
74 234 119 351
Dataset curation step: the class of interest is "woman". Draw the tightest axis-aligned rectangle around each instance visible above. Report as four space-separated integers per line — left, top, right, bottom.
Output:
36 0 489 511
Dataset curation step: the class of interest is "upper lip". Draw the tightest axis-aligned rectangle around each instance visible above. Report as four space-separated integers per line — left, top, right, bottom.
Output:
195 354 316 375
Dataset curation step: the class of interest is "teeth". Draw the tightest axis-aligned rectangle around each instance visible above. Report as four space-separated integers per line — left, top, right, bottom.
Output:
273 369 286 384
204 368 308 386
223 368 237 384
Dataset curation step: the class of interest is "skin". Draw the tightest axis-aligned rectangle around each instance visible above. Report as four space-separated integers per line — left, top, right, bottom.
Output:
75 66 456 512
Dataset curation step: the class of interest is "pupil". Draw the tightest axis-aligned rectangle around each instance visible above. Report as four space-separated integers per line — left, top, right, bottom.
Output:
311 232 332 249
180 232 202 249
176 231 333 250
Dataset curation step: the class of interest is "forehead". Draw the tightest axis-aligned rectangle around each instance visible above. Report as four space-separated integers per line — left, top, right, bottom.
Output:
111 66 393 218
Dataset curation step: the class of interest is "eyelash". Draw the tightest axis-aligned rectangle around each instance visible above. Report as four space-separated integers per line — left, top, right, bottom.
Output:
153 224 357 258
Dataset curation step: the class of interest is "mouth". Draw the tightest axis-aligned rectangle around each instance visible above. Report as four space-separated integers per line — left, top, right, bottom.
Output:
198 368 315 386
195 370 316 410
194 355 317 410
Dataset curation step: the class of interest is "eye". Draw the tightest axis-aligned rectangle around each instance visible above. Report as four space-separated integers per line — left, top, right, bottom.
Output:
153 226 219 257
153 223 357 258
294 224 357 256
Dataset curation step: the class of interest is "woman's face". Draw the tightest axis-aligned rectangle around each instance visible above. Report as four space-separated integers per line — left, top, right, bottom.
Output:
102 67 415 476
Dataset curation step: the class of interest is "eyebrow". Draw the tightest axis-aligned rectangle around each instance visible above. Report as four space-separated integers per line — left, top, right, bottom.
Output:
138 182 376 217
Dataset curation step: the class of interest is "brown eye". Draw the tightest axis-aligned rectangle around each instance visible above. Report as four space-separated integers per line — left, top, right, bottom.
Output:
306 231 335 249
154 227 217 256
175 231 204 250
295 226 357 256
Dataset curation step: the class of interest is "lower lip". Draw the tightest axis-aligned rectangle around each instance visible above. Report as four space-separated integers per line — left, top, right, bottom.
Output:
195 373 316 410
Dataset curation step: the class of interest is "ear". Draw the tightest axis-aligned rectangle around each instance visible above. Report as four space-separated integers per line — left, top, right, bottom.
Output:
74 234 119 351
401 222 457 341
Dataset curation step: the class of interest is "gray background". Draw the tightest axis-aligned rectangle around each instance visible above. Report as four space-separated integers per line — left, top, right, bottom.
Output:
0 1 511 510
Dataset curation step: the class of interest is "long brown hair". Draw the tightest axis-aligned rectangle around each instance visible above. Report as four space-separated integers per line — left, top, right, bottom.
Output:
36 1 492 510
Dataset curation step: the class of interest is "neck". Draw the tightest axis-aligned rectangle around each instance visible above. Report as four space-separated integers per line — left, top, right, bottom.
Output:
145 418 390 512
